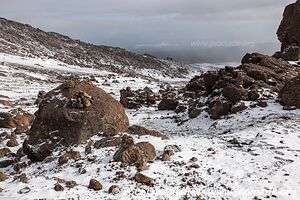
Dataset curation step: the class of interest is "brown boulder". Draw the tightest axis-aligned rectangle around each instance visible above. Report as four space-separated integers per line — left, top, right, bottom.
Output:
0 171 7 182
280 76 300 108
158 98 179 110
23 80 129 162
0 112 15 128
0 110 34 132
231 103 248 114
88 179 102 190
203 71 219 89
113 135 156 166
133 173 154 186
0 148 11 158
209 99 232 119
94 137 122 149
222 84 246 103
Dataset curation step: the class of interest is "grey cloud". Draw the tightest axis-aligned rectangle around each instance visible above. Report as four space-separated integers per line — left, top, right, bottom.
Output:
0 0 296 63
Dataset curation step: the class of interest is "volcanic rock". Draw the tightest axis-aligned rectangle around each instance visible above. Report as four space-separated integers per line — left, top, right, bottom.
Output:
158 98 179 111
280 76 300 108
113 135 156 166
23 80 129 162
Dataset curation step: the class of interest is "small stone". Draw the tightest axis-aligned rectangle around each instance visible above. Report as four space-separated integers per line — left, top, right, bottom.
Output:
6 133 18 147
133 173 154 186
0 171 8 181
18 187 31 194
190 157 198 162
108 185 120 195
58 155 69 165
88 179 102 190
66 180 77 188
54 183 64 191
228 138 240 145
257 100 268 108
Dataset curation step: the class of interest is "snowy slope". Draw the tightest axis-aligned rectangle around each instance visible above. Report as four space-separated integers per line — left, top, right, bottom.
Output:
0 53 299 200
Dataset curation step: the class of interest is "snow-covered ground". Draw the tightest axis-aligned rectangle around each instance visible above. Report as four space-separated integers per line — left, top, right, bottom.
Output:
0 53 299 200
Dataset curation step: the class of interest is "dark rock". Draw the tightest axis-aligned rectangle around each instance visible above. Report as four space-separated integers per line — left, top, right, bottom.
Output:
231 103 248 114
0 159 14 168
88 179 102 190
113 135 156 166
203 71 219 89
175 105 187 113
23 81 129 162
54 183 64 191
209 99 231 119
0 148 11 158
66 180 77 188
158 98 179 111
188 108 202 119
0 171 7 181
108 185 120 194
127 125 169 139
133 173 154 186
248 89 260 101
276 1 300 60
222 85 245 103
6 133 18 147
94 137 122 149
257 100 268 108
280 76 300 108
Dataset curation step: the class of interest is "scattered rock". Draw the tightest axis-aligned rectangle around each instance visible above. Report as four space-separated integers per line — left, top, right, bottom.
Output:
6 133 18 147
0 99 12 107
66 180 77 188
94 137 122 149
0 171 8 181
222 85 245 103
18 187 31 194
88 179 102 191
108 185 120 195
158 98 179 111
280 76 300 108
257 100 268 108
164 145 181 154
133 173 154 186
23 80 129 162
113 135 156 166
231 102 248 114
0 112 15 128
0 148 11 158
161 150 174 161
209 99 231 119
188 108 202 119
54 183 64 191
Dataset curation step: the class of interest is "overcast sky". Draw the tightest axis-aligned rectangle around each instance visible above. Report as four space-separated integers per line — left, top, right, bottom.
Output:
0 0 295 63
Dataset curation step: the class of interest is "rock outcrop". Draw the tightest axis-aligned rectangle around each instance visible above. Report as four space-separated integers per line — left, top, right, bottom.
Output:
23 80 129 162
280 75 300 108
275 0 300 61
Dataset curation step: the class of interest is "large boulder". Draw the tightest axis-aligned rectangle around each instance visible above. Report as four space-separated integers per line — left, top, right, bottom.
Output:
158 98 179 111
276 0 300 60
23 80 129 162
280 76 300 108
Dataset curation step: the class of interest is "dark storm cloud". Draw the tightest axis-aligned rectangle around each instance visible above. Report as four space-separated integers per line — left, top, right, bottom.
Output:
0 0 296 63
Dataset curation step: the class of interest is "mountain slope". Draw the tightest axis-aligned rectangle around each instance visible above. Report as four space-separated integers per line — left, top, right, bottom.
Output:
0 18 190 77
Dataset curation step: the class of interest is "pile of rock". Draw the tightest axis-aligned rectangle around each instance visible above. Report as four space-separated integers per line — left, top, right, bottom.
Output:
275 0 300 61
120 86 158 109
0 109 35 134
183 53 300 119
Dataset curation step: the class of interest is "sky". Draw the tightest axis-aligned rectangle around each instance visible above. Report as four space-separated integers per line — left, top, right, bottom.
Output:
0 0 296 63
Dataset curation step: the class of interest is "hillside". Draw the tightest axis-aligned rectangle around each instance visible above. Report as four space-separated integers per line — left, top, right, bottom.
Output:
0 18 190 78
